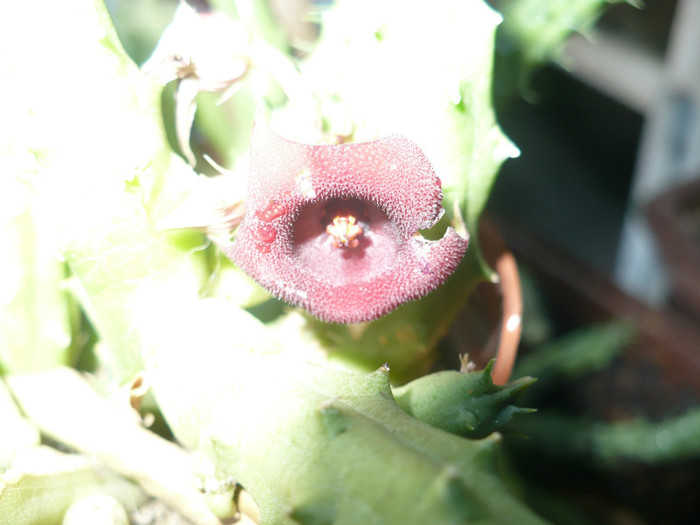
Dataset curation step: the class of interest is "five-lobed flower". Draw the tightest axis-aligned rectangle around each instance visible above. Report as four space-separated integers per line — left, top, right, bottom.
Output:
217 124 469 324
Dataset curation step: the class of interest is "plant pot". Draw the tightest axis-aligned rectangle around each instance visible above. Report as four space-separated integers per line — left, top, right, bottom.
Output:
436 216 523 385
646 176 700 324
492 216 700 524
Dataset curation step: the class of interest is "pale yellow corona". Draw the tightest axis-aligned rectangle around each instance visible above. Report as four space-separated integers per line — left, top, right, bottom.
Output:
326 215 363 248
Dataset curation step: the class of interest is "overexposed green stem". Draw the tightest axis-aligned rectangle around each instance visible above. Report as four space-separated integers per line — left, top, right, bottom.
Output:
7 368 221 525
250 41 317 116
176 77 201 166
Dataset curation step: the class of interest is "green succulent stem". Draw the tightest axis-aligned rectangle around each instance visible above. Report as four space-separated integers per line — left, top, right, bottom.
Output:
140 303 545 524
394 361 536 439
1 1 546 524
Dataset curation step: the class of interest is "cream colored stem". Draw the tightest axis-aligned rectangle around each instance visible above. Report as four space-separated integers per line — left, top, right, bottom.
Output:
6 367 221 525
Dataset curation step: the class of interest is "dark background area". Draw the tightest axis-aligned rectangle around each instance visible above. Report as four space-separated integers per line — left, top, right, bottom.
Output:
488 0 678 276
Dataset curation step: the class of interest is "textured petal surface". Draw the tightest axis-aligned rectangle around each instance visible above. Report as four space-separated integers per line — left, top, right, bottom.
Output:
223 124 468 323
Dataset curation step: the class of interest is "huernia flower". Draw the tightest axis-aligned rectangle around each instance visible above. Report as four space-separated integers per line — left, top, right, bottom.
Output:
216 124 468 323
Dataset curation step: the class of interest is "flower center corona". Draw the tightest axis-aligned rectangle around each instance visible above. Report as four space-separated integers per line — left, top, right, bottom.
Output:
326 215 363 248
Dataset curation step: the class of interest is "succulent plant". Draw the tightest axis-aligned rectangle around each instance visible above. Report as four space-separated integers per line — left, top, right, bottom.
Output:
5 0 616 523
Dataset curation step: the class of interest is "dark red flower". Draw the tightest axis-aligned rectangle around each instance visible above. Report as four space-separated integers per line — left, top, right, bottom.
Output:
220 124 468 323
